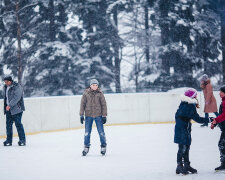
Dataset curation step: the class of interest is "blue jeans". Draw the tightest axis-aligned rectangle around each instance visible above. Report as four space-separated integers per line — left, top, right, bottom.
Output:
6 111 26 143
84 116 106 147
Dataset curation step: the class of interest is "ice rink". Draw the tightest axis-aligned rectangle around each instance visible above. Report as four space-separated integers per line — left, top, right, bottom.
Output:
0 123 224 180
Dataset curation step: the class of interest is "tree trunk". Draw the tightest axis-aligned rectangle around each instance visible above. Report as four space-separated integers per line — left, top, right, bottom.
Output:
49 0 56 41
16 0 22 84
221 6 225 84
159 0 170 74
144 5 150 75
144 6 150 62
113 6 121 93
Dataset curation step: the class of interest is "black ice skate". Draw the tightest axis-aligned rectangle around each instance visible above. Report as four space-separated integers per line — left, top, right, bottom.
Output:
3 140 12 146
176 162 188 175
18 141 26 146
215 163 225 172
184 162 197 174
82 146 89 156
100 145 106 155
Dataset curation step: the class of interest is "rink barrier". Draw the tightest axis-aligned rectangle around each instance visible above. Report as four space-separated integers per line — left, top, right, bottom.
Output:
0 91 220 137
0 121 176 139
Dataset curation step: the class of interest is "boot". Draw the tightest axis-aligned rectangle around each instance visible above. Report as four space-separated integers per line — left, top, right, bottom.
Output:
176 162 188 175
3 140 12 146
215 162 225 171
184 162 197 174
18 141 26 146
100 145 106 155
82 146 89 156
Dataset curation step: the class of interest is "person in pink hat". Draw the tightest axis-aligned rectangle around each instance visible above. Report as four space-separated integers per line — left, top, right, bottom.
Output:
174 88 210 175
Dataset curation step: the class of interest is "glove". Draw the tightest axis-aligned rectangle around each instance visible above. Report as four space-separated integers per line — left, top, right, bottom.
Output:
211 123 216 129
102 117 107 124
80 116 84 124
211 119 217 130
209 117 214 122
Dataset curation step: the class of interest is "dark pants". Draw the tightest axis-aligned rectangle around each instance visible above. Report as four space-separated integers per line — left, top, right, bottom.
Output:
177 144 190 163
6 111 26 143
84 116 106 147
219 132 225 163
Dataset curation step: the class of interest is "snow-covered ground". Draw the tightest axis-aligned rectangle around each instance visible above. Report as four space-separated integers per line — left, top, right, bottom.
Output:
0 123 224 180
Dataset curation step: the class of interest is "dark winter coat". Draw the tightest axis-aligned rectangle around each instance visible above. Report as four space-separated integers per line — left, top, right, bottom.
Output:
174 95 209 145
215 97 225 132
3 82 25 115
80 88 107 118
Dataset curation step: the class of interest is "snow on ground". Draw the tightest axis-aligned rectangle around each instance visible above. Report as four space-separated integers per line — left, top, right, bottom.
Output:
0 123 224 180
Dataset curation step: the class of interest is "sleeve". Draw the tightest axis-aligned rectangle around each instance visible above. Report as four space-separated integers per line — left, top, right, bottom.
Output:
215 101 225 123
205 84 213 103
8 86 22 107
190 105 209 124
100 93 107 117
79 93 87 116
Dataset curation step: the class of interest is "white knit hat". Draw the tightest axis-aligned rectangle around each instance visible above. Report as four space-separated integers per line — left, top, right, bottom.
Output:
200 74 209 82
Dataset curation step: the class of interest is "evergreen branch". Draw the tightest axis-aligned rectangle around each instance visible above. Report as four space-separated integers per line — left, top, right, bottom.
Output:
17 2 39 14
0 11 15 18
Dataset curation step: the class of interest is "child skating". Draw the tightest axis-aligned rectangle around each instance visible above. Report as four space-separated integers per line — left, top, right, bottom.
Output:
80 79 107 156
174 88 210 175
211 85 225 172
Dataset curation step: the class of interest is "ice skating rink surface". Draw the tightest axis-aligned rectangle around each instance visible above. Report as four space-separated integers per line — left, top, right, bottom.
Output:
0 123 224 180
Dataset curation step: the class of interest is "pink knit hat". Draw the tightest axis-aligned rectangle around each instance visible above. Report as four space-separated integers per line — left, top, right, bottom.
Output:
184 88 197 99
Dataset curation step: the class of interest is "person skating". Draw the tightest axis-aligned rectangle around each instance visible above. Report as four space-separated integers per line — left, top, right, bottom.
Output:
211 86 225 172
80 79 107 156
2 76 26 146
199 74 218 127
174 88 210 175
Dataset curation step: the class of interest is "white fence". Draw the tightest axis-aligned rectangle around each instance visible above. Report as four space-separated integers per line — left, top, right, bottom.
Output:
0 92 221 136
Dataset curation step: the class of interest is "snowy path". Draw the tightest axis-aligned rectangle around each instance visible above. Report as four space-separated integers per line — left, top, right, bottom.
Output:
0 124 224 180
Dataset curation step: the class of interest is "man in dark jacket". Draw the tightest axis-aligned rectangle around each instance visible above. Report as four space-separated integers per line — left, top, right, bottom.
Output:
211 85 225 171
174 88 210 175
3 76 26 146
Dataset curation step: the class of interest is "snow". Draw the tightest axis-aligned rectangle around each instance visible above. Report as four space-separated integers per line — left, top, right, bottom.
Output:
0 123 224 180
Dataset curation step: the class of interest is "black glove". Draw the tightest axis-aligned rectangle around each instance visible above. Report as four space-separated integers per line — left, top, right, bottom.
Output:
102 117 107 124
80 116 84 124
209 117 214 123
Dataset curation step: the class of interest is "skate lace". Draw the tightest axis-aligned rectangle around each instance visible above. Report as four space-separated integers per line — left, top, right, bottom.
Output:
84 147 89 153
101 147 106 151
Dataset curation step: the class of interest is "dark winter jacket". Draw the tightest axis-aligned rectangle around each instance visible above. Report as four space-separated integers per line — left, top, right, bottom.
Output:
174 95 209 145
80 88 107 118
215 97 225 132
3 82 25 115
